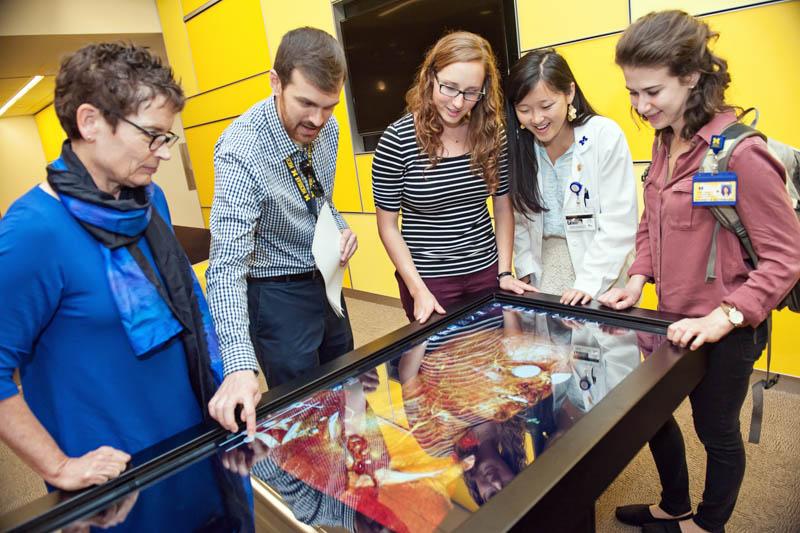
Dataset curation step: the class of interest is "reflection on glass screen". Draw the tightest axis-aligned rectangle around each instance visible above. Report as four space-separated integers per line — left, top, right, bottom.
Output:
221 302 664 532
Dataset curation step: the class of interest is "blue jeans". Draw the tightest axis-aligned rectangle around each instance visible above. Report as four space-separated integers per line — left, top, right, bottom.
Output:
247 277 353 388
650 322 768 532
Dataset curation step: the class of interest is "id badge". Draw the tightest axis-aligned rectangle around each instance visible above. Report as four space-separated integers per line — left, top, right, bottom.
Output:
565 206 596 232
692 172 737 206
573 345 601 362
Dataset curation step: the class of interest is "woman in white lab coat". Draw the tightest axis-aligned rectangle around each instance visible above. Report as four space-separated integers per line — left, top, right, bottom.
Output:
505 49 639 305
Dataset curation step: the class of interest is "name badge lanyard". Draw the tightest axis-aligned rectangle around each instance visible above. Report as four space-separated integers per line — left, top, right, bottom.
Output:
565 180 595 231
569 181 589 207
285 147 325 218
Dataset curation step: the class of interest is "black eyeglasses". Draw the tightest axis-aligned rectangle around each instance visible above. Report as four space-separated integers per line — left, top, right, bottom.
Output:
434 75 485 102
116 115 179 151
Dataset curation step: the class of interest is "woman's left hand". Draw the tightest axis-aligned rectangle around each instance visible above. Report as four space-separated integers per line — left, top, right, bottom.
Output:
561 288 592 306
499 275 538 294
667 307 735 350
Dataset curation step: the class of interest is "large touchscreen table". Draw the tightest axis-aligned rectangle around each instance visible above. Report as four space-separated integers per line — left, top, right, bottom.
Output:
0 292 706 533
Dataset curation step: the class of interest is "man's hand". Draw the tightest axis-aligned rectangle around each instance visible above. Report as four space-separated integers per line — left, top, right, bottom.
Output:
46 446 131 491
208 370 262 437
667 307 735 350
340 229 358 266
561 288 592 306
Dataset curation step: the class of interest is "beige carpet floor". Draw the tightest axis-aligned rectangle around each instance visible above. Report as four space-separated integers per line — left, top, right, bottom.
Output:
2 295 798 533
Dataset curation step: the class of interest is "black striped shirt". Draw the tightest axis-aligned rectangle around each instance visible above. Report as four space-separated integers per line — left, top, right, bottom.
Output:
372 113 509 278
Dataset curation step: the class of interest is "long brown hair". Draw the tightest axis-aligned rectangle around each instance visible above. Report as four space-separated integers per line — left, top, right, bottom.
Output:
615 10 732 140
405 31 505 193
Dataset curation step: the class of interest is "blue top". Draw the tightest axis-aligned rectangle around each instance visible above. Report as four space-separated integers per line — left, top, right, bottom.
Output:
537 142 575 239
0 185 203 458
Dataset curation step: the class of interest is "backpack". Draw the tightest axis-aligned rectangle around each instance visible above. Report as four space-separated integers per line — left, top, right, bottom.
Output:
698 108 800 444
700 109 800 313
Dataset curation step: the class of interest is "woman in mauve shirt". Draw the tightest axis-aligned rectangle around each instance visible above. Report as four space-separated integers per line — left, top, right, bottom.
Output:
598 10 800 533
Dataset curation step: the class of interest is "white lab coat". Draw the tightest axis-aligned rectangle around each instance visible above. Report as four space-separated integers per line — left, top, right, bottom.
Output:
513 115 639 297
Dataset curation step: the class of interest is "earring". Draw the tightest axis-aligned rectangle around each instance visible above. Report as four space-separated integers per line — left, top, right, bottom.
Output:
520 124 526 130
567 104 577 122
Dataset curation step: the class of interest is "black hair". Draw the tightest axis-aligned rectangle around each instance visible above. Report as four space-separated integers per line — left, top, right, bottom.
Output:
504 49 597 216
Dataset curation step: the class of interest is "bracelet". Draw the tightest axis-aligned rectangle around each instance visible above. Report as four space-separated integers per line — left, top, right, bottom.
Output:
497 271 513 281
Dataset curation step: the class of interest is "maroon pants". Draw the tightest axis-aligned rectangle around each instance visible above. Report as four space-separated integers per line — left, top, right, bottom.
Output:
396 262 499 322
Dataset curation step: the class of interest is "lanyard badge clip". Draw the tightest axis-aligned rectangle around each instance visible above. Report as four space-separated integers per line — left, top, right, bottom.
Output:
285 148 325 218
709 135 726 174
569 181 582 206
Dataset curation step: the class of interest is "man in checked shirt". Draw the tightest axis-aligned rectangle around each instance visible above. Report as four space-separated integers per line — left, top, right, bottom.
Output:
206 27 358 437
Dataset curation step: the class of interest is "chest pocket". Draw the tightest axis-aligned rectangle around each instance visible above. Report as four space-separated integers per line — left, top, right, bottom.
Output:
666 180 695 230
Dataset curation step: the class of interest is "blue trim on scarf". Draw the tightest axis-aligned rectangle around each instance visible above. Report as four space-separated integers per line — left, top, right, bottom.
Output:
98 245 184 356
191 273 223 385
53 155 186 358
60 194 152 237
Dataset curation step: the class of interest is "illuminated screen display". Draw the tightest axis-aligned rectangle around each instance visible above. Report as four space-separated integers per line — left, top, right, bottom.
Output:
25 300 672 533
219 302 665 532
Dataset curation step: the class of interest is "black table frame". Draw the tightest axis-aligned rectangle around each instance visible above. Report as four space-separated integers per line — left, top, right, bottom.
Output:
0 291 705 533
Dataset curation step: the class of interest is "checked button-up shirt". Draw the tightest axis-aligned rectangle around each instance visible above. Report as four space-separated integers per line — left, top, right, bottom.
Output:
206 96 348 376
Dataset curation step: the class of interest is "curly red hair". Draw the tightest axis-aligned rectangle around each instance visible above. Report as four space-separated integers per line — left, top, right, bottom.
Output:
405 31 505 193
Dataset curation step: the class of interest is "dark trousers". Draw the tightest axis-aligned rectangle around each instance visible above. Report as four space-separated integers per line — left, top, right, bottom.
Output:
247 277 353 388
395 262 499 322
650 322 767 532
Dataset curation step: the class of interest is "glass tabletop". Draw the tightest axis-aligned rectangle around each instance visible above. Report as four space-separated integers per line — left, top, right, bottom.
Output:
217 301 666 532
7 298 670 533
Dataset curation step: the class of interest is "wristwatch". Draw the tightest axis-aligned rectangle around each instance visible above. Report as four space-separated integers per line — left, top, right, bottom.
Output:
497 271 513 282
720 303 745 327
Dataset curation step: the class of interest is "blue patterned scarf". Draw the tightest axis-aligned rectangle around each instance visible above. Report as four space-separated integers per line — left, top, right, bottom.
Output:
47 141 223 410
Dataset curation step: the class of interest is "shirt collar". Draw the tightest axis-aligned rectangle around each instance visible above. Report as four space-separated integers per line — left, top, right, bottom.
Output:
534 140 574 164
655 110 738 155
694 110 738 146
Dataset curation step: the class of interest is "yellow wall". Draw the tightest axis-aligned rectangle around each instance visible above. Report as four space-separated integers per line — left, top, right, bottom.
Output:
157 0 800 374
185 0 271 93
33 104 66 163
0 116 47 215
156 0 200 97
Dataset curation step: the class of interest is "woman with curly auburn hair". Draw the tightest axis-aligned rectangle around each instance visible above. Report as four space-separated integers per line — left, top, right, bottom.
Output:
600 10 800 533
373 31 534 324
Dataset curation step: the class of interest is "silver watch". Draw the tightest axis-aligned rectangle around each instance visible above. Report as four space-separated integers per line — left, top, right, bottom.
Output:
722 304 744 327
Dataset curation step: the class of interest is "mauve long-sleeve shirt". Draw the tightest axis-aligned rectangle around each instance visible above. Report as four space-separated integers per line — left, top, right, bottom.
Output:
629 111 800 326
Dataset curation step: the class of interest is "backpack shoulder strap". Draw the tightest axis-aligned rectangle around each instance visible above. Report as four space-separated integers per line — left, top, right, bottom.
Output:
699 122 765 173
703 122 764 281
716 123 767 172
